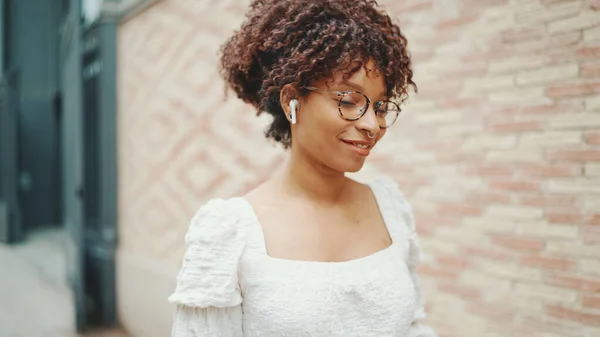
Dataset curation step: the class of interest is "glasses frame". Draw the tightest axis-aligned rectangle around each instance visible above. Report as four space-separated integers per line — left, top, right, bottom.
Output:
303 86 401 128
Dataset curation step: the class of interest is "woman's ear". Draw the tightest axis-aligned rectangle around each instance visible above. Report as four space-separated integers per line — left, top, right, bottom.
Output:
280 84 301 125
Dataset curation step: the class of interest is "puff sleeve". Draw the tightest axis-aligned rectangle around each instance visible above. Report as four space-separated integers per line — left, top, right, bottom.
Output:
168 199 246 337
382 178 438 337
406 224 437 337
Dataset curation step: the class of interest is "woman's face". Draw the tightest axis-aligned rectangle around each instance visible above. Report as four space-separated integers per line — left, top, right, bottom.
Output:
288 59 389 173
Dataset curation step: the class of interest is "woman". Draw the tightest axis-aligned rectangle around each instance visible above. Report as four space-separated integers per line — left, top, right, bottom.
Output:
169 0 437 336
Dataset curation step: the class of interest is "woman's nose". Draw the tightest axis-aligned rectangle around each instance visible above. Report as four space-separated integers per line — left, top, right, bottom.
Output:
356 104 381 134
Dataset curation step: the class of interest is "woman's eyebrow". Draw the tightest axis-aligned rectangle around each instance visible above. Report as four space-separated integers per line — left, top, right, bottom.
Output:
337 80 387 98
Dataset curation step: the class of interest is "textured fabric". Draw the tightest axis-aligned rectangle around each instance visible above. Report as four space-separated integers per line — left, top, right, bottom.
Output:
172 306 243 337
168 176 437 337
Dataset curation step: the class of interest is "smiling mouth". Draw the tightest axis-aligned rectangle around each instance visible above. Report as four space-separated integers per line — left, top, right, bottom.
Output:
342 140 373 150
349 142 370 149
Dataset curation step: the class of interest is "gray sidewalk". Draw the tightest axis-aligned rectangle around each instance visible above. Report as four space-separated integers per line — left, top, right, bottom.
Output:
0 229 76 337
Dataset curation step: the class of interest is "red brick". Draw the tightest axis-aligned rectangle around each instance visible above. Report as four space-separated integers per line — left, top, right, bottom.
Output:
517 313 589 336
489 180 541 191
392 175 430 190
582 225 600 243
584 131 600 145
415 223 435 237
502 27 546 44
437 203 483 216
466 192 511 205
436 152 484 164
520 195 576 208
438 98 486 109
467 302 515 324
550 31 583 47
420 82 463 99
547 149 600 162
443 66 487 78
462 50 511 63
519 101 583 115
436 14 479 29
411 50 435 62
394 1 434 13
577 45 600 59
463 247 513 261
520 164 581 178
582 60 600 77
417 213 461 227
419 140 463 151
486 113 515 126
582 295 600 309
490 107 519 117
546 212 585 224
368 156 413 173
549 275 600 293
491 235 545 251
541 0 575 4
546 81 600 98
419 265 459 280
521 256 575 271
461 0 508 12
418 31 461 47
464 165 513 177
548 44 600 63
490 121 541 133
547 51 574 65
438 282 481 299
437 256 470 268
547 305 600 327
589 214 600 225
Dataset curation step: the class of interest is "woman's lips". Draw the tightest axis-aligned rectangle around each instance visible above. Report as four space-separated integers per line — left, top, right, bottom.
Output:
341 140 373 156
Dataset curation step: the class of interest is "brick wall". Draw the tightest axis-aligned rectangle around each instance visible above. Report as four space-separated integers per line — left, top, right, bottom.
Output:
117 0 600 336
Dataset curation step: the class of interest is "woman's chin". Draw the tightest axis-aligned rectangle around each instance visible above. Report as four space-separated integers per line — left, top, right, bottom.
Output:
337 159 366 173
345 166 363 173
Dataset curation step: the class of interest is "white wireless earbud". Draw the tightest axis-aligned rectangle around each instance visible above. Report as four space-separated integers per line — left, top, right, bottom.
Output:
289 99 299 125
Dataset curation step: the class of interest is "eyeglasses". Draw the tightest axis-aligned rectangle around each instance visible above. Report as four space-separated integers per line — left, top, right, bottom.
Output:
303 86 401 128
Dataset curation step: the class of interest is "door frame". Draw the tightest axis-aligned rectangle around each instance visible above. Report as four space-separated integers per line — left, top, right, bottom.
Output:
80 19 118 328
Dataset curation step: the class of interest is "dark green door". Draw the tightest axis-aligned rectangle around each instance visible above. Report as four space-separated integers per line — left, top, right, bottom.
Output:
60 1 118 329
80 20 118 329
0 68 23 243
4 0 62 234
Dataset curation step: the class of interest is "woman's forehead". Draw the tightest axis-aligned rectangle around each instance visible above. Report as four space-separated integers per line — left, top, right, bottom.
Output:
318 62 386 95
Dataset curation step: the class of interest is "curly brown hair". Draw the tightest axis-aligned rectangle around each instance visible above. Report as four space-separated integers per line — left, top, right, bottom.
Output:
219 0 416 148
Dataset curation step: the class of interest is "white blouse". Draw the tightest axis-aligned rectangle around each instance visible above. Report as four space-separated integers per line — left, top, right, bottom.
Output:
168 176 437 337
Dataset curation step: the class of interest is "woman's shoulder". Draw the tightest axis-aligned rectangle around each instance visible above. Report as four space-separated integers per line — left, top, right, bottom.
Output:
357 174 409 204
169 197 252 307
185 197 254 247
349 172 404 195
362 174 416 230
367 174 404 193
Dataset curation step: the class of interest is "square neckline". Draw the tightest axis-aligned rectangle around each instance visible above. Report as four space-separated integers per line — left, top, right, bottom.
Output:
236 178 398 265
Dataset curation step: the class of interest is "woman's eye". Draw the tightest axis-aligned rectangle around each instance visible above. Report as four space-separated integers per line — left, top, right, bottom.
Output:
340 100 358 106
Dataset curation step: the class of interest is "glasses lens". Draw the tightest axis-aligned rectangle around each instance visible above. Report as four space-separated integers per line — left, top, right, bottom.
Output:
339 92 368 120
376 101 401 127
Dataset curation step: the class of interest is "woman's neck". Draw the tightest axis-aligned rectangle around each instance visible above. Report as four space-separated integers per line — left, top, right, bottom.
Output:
274 148 351 204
